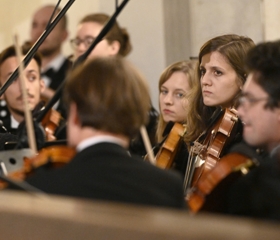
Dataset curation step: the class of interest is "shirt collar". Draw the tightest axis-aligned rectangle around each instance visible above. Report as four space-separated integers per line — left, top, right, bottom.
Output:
43 54 66 72
10 115 19 129
76 135 127 152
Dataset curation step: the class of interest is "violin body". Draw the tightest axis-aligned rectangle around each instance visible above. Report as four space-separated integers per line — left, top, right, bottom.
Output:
41 108 63 141
155 123 186 169
191 108 239 186
185 108 243 209
188 152 257 213
0 145 76 189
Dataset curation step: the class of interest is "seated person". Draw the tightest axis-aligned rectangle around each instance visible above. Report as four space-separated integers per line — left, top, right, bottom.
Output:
22 56 186 209
225 40 280 221
71 13 158 156
0 45 64 144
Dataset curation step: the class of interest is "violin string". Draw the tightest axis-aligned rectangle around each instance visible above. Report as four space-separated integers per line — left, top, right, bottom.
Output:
183 128 208 195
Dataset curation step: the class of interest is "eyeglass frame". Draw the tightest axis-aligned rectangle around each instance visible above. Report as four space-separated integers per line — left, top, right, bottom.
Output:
69 36 100 50
238 93 270 109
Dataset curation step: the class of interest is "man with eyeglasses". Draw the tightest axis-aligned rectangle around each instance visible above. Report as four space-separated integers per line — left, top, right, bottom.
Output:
224 40 280 221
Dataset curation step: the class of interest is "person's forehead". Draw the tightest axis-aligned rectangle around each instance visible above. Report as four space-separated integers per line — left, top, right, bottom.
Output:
33 7 57 21
243 73 267 96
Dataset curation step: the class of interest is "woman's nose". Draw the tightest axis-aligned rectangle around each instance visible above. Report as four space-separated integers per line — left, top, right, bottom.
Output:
163 93 173 104
201 72 212 86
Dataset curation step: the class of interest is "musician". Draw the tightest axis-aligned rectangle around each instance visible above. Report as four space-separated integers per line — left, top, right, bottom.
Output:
155 60 197 175
185 34 255 144
71 13 158 156
23 56 186 209
30 5 71 103
70 13 131 60
0 45 45 135
225 40 280 221
184 34 255 207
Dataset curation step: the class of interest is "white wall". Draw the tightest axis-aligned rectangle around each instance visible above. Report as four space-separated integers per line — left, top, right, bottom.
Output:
0 0 165 110
189 0 263 56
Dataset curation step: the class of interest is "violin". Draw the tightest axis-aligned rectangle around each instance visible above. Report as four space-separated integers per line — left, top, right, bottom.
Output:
184 108 240 199
155 123 186 169
0 145 76 188
187 152 258 213
41 108 63 141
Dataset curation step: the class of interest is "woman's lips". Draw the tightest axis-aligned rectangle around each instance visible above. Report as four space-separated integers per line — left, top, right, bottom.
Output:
163 109 173 114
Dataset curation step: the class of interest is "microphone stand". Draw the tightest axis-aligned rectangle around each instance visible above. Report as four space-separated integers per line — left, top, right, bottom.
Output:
36 0 130 123
0 0 76 97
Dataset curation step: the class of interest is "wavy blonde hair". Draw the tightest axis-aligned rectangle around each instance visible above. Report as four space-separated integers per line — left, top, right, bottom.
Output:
156 60 198 142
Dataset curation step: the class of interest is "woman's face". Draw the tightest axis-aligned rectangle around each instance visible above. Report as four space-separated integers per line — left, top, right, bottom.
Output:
200 51 241 108
159 71 190 123
72 22 118 60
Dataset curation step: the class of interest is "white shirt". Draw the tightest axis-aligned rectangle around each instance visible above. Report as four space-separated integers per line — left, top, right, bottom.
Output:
10 115 19 129
76 135 127 152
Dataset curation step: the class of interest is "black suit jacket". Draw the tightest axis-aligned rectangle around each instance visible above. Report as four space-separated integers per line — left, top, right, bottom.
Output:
47 58 72 91
43 58 72 119
225 154 280 221
2 117 17 136
25 142 186 209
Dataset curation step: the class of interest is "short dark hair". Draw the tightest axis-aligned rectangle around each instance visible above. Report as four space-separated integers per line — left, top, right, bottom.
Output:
0 44 42 71
64 56 150 138
246 40 280 109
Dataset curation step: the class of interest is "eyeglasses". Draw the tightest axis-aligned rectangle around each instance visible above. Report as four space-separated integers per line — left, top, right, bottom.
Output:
238 94 270 109
69 37 96 49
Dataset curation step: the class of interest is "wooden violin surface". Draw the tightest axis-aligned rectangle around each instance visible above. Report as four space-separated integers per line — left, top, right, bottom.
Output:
155 123 186 169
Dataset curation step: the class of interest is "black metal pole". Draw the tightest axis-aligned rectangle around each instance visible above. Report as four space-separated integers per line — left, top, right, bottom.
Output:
0 0 76 97
36 0 130 123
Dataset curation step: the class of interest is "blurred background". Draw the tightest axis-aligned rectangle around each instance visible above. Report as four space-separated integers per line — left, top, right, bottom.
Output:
0 0 279 110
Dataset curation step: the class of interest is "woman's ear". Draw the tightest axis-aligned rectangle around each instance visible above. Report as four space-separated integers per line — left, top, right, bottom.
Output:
109 40 121 56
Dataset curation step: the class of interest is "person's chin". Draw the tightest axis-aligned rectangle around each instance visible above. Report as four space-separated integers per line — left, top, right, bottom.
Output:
203 100 216 107
243 132 256 147
163 116 175 123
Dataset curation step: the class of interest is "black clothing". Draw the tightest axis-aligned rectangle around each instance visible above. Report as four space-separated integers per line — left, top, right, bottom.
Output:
172 141 189 176
41 58 72 119
41 58 72 92
225 147 280 221
1 111 65 150
2 117 17 136
129 106 159 156
25 142 186 209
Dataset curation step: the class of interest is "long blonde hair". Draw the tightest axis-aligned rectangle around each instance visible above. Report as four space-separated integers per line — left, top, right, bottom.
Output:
156 60 197 142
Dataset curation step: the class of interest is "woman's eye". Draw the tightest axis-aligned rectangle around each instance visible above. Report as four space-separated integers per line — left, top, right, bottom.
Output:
175 92 184 98
214 70 222 76
160 89 168 95
200 69 205 76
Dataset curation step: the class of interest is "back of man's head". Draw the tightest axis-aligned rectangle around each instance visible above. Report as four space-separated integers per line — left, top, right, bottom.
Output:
64 56 151 138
